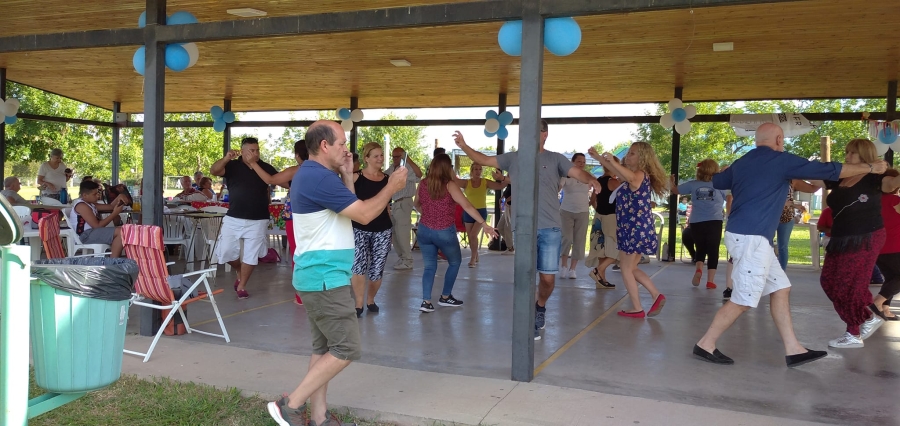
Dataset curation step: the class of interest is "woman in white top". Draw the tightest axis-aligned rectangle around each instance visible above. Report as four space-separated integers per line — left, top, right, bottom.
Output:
559 153 593 279
37 148 68 201
70 180 125 257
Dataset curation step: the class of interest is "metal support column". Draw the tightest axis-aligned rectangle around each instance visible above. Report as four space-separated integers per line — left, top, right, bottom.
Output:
223 99 232 155
139 0 166 337
886 80 897 166
349 96 359 153
0 68 7 180
511 0 542 383
494 93 507 226
111 101 121 185
666 87 684 261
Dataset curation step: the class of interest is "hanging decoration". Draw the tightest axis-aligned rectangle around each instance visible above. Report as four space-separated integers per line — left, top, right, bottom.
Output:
867 118 899 156
210 105 236 133
335 108 364 132
484 110 514 139
1 97 20 125
497 18 582 57
659 98 696 135
132 11 200 75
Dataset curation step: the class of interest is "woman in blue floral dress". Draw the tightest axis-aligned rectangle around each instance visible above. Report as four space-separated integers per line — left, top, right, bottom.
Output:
590 142 668 318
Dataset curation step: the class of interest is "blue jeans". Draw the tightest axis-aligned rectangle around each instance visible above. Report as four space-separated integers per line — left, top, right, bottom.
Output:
418 224 462 300
775 220 794 271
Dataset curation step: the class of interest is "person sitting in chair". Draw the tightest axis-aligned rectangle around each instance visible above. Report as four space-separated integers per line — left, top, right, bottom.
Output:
69 180 125 257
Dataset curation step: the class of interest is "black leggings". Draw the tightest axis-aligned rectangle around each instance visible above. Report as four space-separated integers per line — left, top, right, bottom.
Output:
876 252 900 305
689 220 723 270
682 226 697 260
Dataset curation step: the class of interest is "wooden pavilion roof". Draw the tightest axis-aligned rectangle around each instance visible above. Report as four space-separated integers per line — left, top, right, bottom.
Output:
0 0 897 113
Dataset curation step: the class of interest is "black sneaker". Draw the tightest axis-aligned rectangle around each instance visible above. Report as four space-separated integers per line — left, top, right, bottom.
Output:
367 303 379 313
419 301 435 313
438 295 464 307
266 396 308 426
723 288 732 299
611 264 621 272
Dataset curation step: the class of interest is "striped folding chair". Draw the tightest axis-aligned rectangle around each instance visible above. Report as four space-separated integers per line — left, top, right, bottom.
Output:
121 224 229 362
38 212 67 259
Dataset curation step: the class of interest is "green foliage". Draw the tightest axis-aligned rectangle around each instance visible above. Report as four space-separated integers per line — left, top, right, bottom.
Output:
635 99 887 182
358 113 427 166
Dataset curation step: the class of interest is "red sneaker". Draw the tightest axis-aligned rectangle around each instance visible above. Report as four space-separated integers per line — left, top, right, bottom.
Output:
294 294 303 305
706 281 717 289
237 289 250 299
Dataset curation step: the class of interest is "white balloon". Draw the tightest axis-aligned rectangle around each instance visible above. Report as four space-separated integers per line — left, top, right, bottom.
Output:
485 118 501 133
350 109 364 122
683 105 697 119
341 119 354 132
2 102 16 117
675 120 692 135
182 43 199 68
659 114 675 129
873 139 890 156
668 98 683 110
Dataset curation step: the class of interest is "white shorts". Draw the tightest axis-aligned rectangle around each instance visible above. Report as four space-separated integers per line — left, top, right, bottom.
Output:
215 216 269 266
724 232 791 308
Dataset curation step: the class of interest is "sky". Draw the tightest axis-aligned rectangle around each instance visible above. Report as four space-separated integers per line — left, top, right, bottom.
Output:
239 103 655 155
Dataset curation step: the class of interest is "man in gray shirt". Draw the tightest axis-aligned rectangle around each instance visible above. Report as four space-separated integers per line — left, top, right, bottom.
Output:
1 177 29 205
454 120 602 340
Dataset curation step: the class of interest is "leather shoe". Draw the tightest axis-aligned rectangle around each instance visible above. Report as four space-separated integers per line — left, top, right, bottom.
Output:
693 344 734 365
786 348 827 368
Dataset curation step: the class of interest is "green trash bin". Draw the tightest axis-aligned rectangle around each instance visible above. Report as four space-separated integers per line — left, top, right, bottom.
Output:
29 257 138 394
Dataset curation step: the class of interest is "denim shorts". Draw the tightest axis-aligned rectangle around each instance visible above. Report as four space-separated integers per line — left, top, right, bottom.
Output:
537 227 562 274
462 208 488 224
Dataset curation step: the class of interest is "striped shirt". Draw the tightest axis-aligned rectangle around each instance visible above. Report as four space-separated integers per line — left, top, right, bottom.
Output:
386 164 419 200
291 161 359 292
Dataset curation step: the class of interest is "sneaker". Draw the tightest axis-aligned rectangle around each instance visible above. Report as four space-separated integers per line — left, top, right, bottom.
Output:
639 256 650 264
310 410 357 426
393 263 412 270
860 315 885 340
828 332 863 348
535 307 546 330
419 301 435 313
438 294 464 307
706 281 717 289
568 269 577 279
722 288 732 299
611 264 621 272
559 266 569 277
534 328 541 341
367 303 379 313
237 289 250 299
266 396 308 426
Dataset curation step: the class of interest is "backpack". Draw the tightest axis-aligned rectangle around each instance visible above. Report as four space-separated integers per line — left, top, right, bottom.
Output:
258 248 282 263
488 236 508 251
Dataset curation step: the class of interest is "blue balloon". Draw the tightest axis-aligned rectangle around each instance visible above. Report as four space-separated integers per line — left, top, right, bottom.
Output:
165 44 190 71
497 126 509 140
4 115 17 125
544 17 582 56
210 105 224 119
138 11 146 28
484 129 496 138
222 111 236 124
498 21 523 56
167 11 199 25
132 46 146 76
671 107 687 122
485 110 499 120
213 119 226 132
338 108 352 120
879 127 898 144
498 111 514 126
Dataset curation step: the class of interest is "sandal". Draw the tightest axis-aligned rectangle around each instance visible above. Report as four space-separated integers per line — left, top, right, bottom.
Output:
883 304 898 321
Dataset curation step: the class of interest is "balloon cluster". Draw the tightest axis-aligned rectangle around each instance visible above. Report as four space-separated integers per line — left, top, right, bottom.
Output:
1 97 20 125
336 108 364 131
484 110 514 139
659 98 696 135
877 121 899 145
209 106 236 132
498 17 582 57
132 11 201 75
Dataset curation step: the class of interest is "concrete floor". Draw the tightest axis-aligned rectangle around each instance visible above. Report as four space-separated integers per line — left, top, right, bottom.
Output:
128 243 900 425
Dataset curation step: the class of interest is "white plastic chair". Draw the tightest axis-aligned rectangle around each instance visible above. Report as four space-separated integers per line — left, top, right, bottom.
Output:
61 208 111 255
200 206 229 271
162 215 192 259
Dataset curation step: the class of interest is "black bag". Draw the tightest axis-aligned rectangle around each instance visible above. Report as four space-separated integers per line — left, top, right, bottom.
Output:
488 236 508 251
31 257 138 301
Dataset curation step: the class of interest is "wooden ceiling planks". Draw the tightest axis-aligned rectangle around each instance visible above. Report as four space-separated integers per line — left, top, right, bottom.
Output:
0 0 897 112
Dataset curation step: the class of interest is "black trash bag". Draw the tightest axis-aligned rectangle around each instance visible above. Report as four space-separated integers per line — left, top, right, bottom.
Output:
31 257 138 301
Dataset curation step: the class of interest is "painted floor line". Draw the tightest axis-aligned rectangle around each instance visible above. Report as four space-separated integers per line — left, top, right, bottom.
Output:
190 297 295 327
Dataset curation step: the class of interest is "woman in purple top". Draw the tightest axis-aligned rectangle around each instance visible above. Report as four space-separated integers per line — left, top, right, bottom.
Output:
591 142 668 318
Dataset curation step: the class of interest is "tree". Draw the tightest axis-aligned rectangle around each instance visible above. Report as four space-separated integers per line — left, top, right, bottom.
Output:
358 113 427 166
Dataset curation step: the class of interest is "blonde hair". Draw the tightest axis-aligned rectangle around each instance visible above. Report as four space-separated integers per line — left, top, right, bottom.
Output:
845 139 878 164
695 159 720 182
361 142 383 169
628 142 668 197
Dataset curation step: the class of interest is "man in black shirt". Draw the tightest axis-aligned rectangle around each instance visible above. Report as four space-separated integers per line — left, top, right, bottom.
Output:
210 137 279 299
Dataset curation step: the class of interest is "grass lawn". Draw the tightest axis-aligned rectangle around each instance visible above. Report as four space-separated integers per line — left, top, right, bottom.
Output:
28 370 396 426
